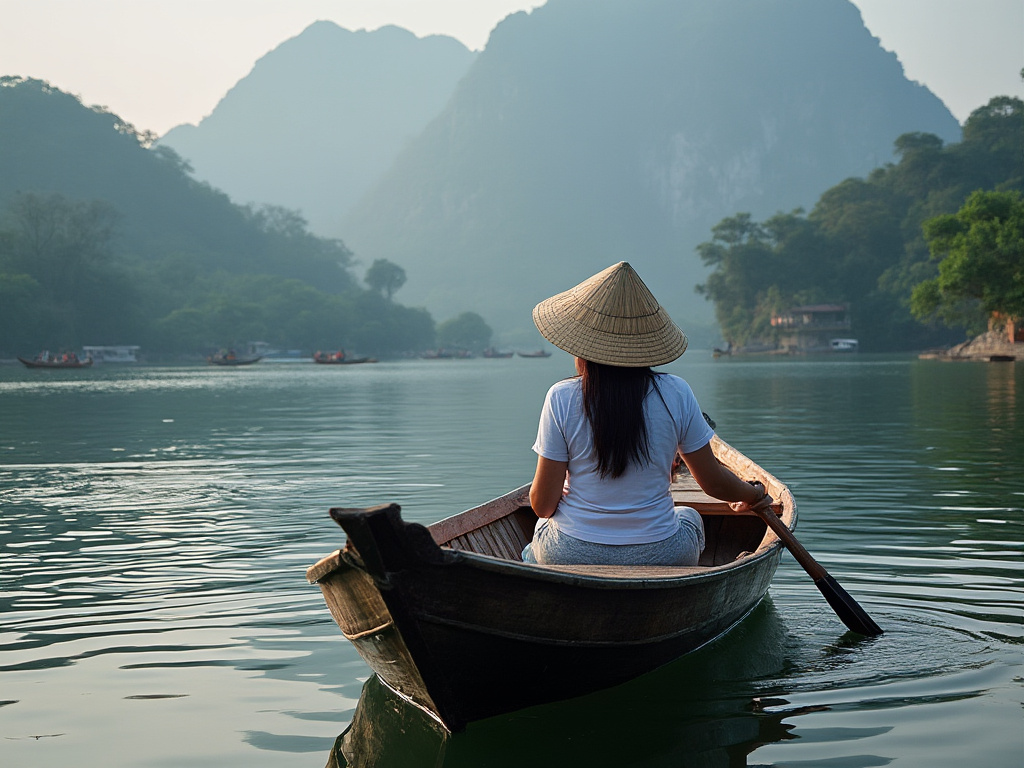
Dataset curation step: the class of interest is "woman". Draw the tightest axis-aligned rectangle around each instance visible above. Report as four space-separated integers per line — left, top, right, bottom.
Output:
522 261 774 566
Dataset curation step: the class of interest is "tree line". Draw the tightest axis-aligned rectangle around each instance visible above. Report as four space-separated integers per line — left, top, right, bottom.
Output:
0 78 498 359
696 95 1023 351
0 190 450 357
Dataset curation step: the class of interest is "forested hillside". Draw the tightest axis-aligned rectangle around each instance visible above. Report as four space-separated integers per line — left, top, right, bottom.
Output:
696 96 1024 352
342 0 961 341
0 77 434 358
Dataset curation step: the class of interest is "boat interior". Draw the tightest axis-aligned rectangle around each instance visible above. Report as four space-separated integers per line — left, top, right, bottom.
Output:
430 471 774 570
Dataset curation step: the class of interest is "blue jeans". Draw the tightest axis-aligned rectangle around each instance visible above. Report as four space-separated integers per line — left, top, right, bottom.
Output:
521 507 705 566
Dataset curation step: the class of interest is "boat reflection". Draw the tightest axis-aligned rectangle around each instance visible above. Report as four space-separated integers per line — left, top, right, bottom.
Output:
326 599 807 767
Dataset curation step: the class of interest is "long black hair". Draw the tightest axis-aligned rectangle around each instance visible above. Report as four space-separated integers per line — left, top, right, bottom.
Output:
578 359 659 478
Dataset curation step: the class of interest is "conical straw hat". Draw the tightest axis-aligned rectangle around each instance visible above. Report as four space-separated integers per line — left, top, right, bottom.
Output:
532 262 688 367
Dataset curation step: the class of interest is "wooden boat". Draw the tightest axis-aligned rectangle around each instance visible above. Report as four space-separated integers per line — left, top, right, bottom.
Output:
516 349 552 358
314 353 378 365
18 355 93 369
307 436 795 732
207 354 263 366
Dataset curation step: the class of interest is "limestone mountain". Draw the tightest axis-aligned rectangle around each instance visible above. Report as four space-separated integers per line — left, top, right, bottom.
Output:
342 0 961 341
159 22 475 235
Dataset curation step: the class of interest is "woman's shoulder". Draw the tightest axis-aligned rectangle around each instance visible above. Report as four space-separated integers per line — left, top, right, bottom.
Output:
548 376 582 395
544 376 582 408
654 373 695 396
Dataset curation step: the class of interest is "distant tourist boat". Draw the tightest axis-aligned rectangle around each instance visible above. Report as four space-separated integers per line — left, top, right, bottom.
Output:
207 351 263 366
830 338 859 352
82 345 140 363
481 348 514 358
516 349 552 358
314 351 378 365
18 353 92 369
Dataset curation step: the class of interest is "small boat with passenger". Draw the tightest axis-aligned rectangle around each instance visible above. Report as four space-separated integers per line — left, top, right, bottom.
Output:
308 436 796 732
18 352 93 369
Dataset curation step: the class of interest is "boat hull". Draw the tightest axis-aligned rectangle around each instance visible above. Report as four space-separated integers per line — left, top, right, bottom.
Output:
18 357 93 369
207 356 263 366
375 558 775 729
313 357 378 365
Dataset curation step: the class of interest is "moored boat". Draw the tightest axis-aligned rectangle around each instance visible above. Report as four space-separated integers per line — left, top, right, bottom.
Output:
207 353 263 366
516 349 552 358
307 436 796 732
18 353 93 369
830 338 859 352
314 351 378 365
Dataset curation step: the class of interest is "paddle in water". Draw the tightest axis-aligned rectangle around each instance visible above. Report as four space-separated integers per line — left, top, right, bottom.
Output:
750 497 883 636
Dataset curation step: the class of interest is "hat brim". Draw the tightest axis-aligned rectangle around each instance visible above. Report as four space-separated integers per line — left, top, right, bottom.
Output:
533 287 688 367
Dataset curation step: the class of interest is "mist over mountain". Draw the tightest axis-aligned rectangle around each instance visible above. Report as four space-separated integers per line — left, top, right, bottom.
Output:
342 0 961 343
160 22 475 234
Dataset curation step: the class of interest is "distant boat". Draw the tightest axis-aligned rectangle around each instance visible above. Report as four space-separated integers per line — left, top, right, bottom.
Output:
830 338 859 352
516 349 552 358
482 348 514 358
207 352 263 366
314 351 378 365
18 354 92 369
82 345 140 363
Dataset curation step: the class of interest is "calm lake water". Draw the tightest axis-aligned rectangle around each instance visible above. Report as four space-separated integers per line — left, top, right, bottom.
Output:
1 354 1021 767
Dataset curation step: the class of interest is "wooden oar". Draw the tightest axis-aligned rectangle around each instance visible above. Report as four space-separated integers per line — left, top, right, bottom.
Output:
754 503 883 636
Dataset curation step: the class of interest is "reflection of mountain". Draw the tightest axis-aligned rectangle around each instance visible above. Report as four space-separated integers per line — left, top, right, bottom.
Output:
342 0 960 337
327 601 803 767
159 22 475 234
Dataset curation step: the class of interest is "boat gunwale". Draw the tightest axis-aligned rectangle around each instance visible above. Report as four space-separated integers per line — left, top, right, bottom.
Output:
307 527 783 588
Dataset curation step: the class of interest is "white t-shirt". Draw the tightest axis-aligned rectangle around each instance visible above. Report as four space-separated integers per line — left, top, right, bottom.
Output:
532 374 714 545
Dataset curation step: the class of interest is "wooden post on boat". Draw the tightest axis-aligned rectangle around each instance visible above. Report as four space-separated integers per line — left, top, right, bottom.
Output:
329 504 450 580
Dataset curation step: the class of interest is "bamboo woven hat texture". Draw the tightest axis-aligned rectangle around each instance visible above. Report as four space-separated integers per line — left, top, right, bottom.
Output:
532 262 688 367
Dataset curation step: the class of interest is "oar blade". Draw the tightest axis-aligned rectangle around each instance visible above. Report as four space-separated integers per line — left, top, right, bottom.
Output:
814 574 883 636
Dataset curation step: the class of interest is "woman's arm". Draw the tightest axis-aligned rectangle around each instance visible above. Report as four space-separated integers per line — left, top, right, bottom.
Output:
529 456 569 518
680 442 774 512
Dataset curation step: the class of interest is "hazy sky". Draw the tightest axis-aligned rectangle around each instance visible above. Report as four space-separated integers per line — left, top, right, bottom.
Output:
0 0 1020 136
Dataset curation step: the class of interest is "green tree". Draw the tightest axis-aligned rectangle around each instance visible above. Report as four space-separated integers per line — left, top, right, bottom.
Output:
911 190 1024 332
364 259 407 301
0 272 44 353
697 95 1024 351
436 311 492 351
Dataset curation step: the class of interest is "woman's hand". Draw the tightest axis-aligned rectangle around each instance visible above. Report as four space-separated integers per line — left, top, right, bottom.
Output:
728 481 776 514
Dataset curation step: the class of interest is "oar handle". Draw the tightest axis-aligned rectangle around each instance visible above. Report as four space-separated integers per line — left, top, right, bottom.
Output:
754 505 828 581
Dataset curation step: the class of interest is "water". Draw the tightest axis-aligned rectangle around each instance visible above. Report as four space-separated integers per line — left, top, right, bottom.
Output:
1 355 1020 767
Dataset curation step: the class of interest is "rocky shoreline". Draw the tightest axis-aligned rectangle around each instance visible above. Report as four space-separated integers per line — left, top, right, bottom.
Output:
919 330 1021 361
